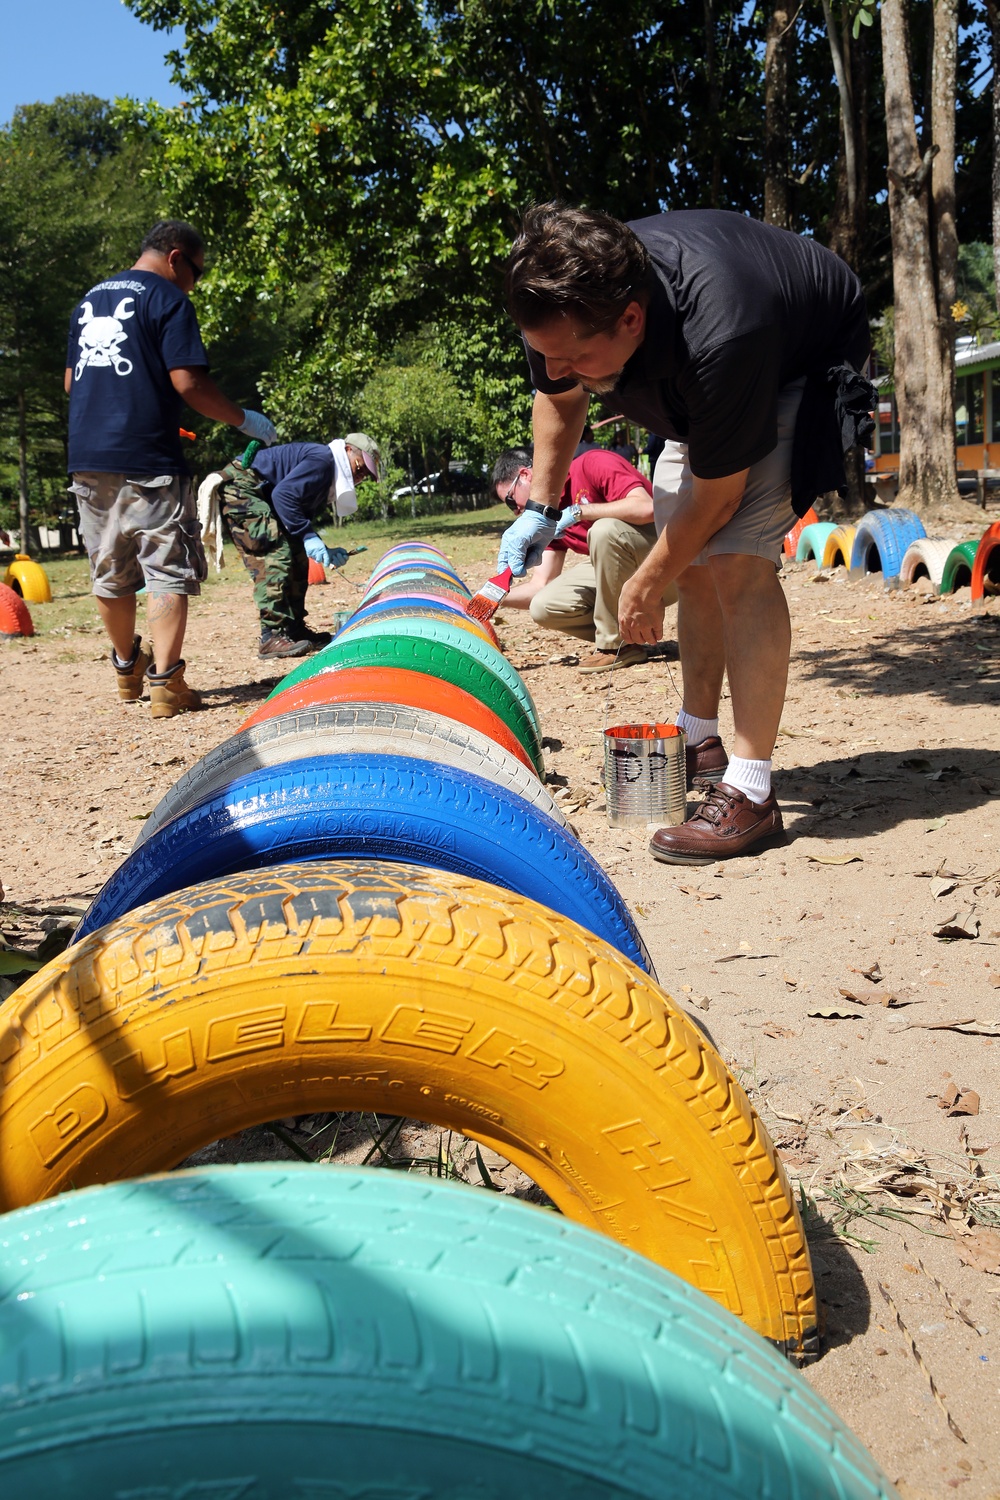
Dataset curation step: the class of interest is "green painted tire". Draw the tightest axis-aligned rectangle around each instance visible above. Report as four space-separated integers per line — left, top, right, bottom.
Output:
939 540 979 594
327 615 539 732
0 1166 898 1499
268 631 545 773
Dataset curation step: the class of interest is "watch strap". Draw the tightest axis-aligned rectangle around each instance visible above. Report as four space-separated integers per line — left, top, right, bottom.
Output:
524 499 562 522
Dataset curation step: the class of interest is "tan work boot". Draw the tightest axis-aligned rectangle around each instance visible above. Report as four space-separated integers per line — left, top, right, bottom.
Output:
112 636 151 701
148 660 202 719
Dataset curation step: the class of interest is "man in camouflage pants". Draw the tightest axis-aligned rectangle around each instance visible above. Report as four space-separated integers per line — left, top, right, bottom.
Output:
218 433 380 659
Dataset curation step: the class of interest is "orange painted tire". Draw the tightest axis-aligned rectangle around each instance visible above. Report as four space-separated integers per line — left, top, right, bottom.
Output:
0 582 33 637
972 522 1000 602
241 667 539 773
782 507 818 558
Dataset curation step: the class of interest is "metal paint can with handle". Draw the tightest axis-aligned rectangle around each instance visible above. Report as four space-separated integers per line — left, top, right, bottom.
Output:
603 722 687 828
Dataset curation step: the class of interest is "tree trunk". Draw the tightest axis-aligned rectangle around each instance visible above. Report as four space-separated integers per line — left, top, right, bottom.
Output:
17 385 31 557
881 0 957 509
986 0 1000 318
932 0 959 418
825 12 870 269
821 0 858 256
764 0 795 228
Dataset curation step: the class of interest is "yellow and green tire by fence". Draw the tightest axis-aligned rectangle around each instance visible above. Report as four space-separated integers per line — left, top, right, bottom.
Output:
0 860 817 1358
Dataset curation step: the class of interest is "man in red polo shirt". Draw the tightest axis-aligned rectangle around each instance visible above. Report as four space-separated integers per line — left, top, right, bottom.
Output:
490 443 677 671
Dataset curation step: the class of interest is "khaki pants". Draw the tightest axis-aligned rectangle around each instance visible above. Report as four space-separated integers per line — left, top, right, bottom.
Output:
529 516 678 651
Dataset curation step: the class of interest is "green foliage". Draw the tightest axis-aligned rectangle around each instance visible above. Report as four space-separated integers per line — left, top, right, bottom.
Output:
357 360 471 473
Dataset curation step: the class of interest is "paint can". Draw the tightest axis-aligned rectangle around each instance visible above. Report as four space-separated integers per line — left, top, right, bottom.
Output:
603 722 687 828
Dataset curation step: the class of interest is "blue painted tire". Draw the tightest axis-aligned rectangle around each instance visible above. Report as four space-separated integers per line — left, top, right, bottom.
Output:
795 522 838 563
327 616 539 732
0 1165 894 1499
364 568 470 601
74 754 652 972
848 508 926 579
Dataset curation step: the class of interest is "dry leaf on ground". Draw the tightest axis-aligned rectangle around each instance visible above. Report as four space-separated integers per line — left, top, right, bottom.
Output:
804 853 863 865
809 1006 863 1019
933 910 980 941
953 1228 1000 1275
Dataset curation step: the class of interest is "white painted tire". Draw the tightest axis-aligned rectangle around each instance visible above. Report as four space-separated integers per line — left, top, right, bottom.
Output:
899 538 955 589
134 704 567 849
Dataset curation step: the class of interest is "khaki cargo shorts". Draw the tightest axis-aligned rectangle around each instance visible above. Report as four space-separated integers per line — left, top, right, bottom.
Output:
70 472 207 597
652 378 806 566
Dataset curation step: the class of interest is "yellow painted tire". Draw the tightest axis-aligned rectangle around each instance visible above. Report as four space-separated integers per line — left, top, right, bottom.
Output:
0 860 817 1358
820 524 856 569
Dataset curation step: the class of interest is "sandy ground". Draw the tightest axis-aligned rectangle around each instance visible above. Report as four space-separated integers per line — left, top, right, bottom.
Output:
1 501 999 1497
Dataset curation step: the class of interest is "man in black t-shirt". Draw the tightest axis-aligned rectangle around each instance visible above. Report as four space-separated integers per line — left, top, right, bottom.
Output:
66 219 277 718
500 203 874 865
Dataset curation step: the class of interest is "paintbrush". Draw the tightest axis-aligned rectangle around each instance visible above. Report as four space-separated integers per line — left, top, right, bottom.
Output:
466 565 514 623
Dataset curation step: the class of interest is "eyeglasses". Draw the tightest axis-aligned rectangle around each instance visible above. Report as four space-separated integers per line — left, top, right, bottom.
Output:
501 472 522 512
178 251 203 284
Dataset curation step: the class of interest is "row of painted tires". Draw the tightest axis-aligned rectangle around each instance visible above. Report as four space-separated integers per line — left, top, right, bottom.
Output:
792 511 1000 598
0 542 894 1494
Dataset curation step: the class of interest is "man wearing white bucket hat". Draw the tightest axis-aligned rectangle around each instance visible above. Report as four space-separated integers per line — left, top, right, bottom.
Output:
501 203 874 865
217 432 380 658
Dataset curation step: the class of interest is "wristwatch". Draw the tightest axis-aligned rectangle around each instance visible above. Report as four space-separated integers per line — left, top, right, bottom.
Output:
524 499 563 522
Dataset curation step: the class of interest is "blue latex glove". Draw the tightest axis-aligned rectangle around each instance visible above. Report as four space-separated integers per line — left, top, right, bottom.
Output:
328 546 350 569
238 408 278 446
553 504 583 538
303 532 332 566
497 510 558 578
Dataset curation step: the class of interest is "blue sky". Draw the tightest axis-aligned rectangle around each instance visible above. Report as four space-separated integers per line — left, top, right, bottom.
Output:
2 0 185 127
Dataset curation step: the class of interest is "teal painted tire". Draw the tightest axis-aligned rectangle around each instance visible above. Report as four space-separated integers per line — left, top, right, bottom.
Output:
267 632 545 773
364 568 470 601
795 522 838 563
368 555 467 586
939 540 979 594
0 1166 899 1499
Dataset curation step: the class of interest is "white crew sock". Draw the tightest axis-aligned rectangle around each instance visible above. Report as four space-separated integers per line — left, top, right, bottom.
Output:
724 756 772 805
674 709 718 746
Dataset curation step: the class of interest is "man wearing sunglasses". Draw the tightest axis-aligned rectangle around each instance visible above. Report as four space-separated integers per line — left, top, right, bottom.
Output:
491 443 677 672
65 219 277 718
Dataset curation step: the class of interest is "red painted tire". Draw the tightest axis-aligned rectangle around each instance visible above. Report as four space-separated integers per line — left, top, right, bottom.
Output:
783 507 818 558
241 666 538 772
307 558 327 585
972 522 1000 603
0 582 33 637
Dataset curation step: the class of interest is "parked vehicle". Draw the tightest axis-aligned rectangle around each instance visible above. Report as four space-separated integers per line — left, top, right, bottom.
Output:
392 462 486 501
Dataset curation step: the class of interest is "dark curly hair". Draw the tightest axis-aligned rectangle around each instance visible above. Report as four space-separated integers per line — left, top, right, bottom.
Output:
504 203 650 334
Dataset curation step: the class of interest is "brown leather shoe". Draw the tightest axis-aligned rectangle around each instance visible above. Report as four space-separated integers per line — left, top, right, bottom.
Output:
578 644 649 672
649 782 784 865
685 734 729 790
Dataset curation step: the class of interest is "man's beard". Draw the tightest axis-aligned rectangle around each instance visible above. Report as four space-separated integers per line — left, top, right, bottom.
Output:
577 371 623 396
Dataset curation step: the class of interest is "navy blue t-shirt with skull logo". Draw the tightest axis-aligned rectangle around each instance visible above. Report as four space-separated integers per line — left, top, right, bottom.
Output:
66 269 209 475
